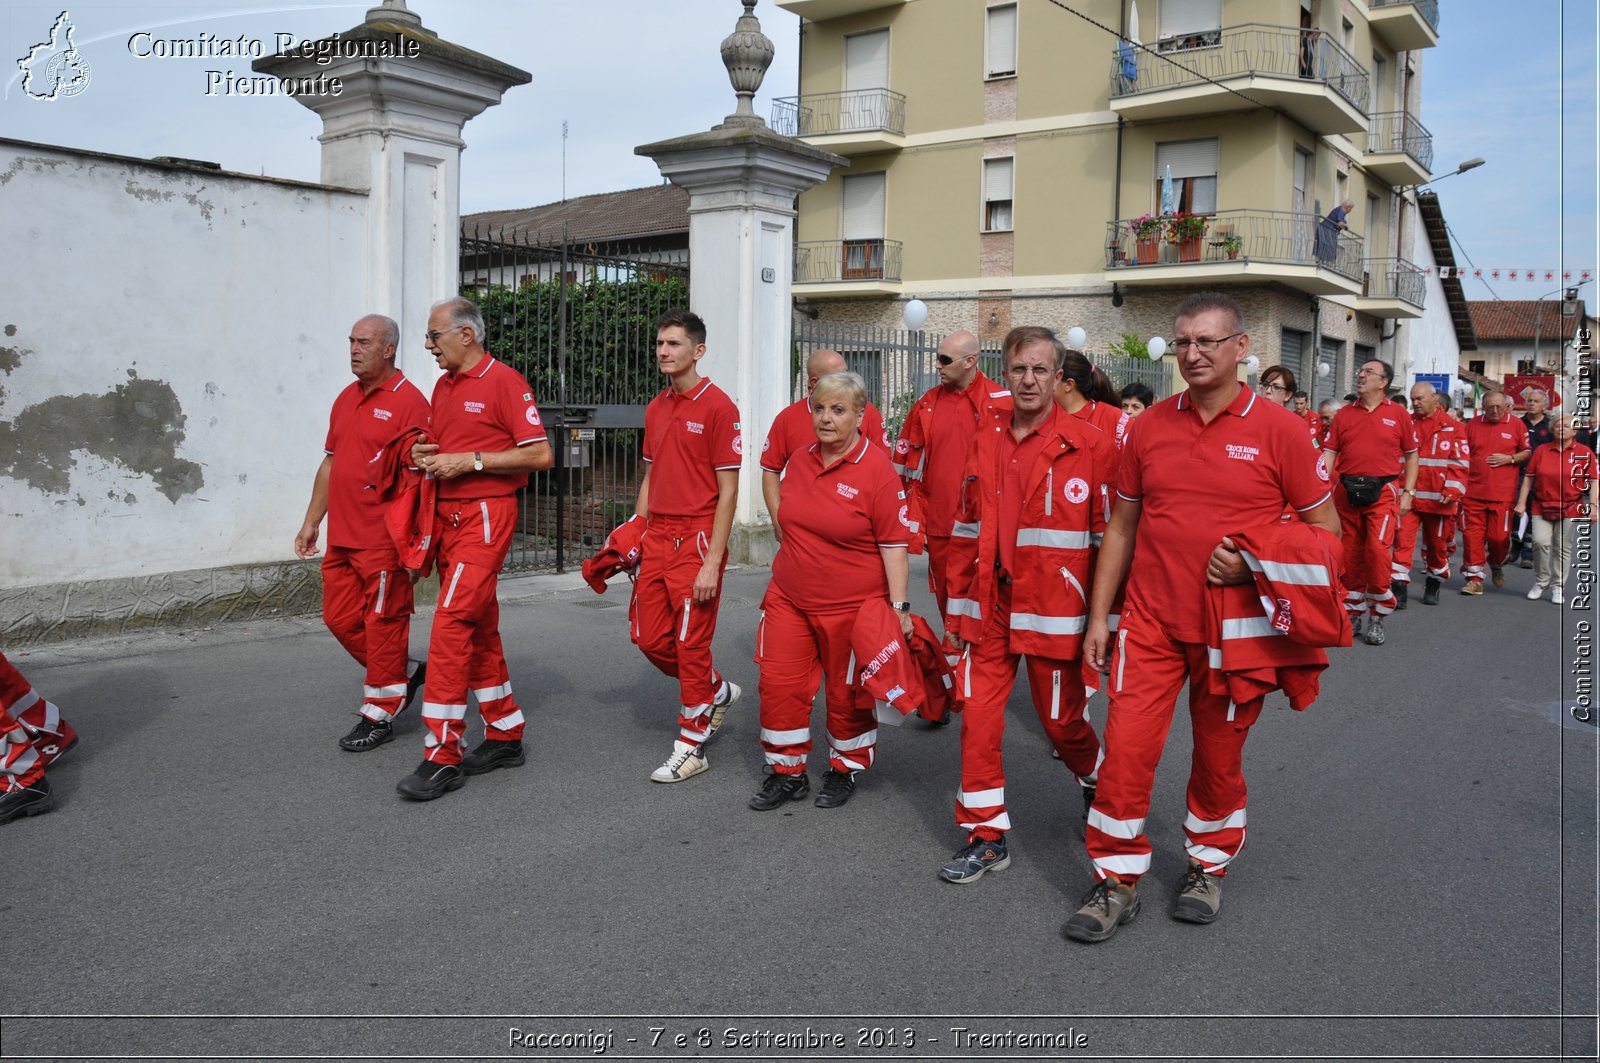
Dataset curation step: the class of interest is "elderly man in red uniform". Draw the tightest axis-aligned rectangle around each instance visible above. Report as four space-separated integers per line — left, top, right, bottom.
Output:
1321 359 1418 646
896 330 1007 617
1391 381 1467 607
634 310 743 784
761 347 888 537
396 298 553 800
296 314 433 752
1068 292 1338 943
937 327 1115 884
1460 391 1532 596
0 652 76 824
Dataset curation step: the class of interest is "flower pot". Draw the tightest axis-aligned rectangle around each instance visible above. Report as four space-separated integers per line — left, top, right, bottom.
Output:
1135 238 1160 265
1176 236 1203 263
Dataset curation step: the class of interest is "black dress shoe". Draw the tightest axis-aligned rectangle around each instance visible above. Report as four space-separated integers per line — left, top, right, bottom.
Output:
1422 577 1441 606
403 661 427 712
396 760 465 800
460 739 525 776
749 772 810 810
814 769 856 809
0 776 53 824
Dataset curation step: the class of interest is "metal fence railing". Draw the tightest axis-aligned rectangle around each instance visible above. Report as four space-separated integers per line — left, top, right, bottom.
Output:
795 239 903 284
771 88 907 138
1104 208 1365 284
1371 0 1440 33
1366 111 1434 173
1363 257 1427 309
1109 22 1370 114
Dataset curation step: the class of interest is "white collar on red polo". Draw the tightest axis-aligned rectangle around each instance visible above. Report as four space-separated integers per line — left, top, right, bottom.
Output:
1176 387 1257 417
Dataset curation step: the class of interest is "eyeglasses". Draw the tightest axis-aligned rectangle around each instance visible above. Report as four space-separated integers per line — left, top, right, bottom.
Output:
1006 364 1056 379
936 354 956 366
1355 368 1388 379
1169 333 1243 353
425 326 464 344
1258 382 1289 394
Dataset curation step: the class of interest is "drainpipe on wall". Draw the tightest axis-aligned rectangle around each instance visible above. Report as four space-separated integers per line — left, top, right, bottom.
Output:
1110 1 1127 308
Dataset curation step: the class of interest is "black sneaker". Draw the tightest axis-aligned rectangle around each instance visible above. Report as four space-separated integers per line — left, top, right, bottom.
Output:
0 777 53 825
460 738 525 776
938 835 1010 883
395 760 464 801
339 717 393 752
1364 617 1386 646
1393 582 1408 609
402 661 427 712
814 769 856 809
1080 783 1097 822
1421 577 1441 606
748 771 810 811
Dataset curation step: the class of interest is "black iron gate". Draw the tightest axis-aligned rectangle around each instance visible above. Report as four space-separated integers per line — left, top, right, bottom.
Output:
460 224 688 573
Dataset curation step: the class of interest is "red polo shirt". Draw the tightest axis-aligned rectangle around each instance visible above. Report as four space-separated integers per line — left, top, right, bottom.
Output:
1528 442 1597 520
643 377 742 519
1119 387 1332 643
997 422 1052 577
770 435 910 611
1070 399 1131 454
1464 415 1530 503
1323 398 1418 477
925 381 995 537
324 370 431 549
430 356 547 500
760 396 889 473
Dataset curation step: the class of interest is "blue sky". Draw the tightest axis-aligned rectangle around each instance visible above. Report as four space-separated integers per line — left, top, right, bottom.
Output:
2 1 1593 306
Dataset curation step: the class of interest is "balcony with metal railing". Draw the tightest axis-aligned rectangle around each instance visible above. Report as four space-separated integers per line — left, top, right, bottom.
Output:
1109 23 1369 134
1364 111 1433 186
1369 0 1440 51
1103 209 1364 296
794 238 904 296
771 88 907 155
1354 257 1427 318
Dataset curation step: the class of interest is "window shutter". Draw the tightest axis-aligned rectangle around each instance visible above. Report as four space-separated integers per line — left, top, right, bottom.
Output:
844 30 889 90
1159 0 1221 39
983 157 1014 203
842 173 886 240
1155 139 1219 179
1279 329 1307 387
986 5 1017 75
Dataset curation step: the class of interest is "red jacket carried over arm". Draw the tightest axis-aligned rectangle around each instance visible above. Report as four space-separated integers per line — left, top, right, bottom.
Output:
849 600 959 720
581 514 646 593
364 424 437 577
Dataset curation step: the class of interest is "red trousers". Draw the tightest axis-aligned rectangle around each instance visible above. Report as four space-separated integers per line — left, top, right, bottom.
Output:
926 533 953 617
632 515 728 749
1336 488 1399 616
955 589 1102 841
1085 603 1261 883
0 651 74 789
755 587 878 776
1461 499 1515 580
420 496 524 765
1391 509 1457 583
322 545 414 723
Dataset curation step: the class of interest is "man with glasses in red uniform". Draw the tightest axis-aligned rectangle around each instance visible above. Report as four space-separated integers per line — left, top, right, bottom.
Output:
397 298 553 801
1068 292 1338 943
296 314 432 752
1459 391 1531 596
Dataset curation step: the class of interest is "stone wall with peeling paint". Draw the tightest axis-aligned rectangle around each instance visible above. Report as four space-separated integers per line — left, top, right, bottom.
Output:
0 141 372 637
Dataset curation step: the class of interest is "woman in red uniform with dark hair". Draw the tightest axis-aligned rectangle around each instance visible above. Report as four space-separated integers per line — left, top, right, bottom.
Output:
1054 346 1129 455
753 372 915 811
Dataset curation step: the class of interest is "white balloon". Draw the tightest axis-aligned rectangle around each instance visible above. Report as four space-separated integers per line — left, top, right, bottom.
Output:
1147 336 1167 360
1066 326 1087 349
902 299 929 330
1317 362 1331 378
1245 355 1260 374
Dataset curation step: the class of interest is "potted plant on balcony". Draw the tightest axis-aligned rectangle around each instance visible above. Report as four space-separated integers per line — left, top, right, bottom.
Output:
1219 231 1243 260
1166 212 1207 262
1129 214 1162 265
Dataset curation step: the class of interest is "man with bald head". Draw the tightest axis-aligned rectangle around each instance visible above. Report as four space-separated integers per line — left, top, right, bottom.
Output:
761 348 889 539
895 329 1008 616
1390 381 1467 606
296 314 433 752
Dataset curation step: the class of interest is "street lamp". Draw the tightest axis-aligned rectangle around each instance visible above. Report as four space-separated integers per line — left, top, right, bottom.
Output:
1533 284 1585 372
1421 157 1486 188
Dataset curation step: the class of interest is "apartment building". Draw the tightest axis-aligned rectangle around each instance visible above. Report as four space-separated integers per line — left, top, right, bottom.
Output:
777 0 1444 400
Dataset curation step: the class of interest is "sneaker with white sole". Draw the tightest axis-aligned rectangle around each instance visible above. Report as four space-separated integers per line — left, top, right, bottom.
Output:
704 680 741 745
650 740 708 783
1527 584 1547 601
1552 588 1565 606
938 835 1010 884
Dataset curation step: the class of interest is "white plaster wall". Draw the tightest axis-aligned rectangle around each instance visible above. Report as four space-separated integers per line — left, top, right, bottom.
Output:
1400 222 1464 403
0 143 368 587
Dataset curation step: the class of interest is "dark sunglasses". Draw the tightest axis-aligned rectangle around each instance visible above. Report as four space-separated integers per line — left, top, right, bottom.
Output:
936 354 955 366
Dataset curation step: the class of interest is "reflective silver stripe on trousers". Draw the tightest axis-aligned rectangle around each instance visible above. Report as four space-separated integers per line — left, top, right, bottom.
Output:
442 562 465 608
480 501 492 545
375 571 387 615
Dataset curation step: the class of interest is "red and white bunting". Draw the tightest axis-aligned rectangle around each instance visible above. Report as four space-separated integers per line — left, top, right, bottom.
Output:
1425 267 1593 283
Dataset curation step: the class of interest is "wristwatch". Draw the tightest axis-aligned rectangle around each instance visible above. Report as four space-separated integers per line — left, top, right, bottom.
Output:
473 452 484 472
891 600 912 614
1400 488 1415 496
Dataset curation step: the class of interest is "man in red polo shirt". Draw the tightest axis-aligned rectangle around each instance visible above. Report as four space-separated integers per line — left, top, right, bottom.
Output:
1459 391 1532 596
1321 359 1418 646
396 298 553 801
296 314 433 752
895 329 1007 616
936 327 1115 884
761 348 888 539
634 309 743 784
1068 292 1338 943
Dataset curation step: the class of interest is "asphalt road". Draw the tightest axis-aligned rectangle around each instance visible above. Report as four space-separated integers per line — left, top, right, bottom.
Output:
1 555 1594 1063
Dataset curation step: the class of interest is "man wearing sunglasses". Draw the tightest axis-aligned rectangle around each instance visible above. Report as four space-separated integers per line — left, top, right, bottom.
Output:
894 330 1008 617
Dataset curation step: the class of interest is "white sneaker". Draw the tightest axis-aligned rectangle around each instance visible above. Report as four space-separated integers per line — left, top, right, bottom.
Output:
1552 588 1565 606
704 680 742 744
650 740 708 783
1527 584 1547 601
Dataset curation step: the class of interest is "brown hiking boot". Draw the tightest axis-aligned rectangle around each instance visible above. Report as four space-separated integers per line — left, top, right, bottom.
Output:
1064 877 1140 943
1461 579 1484 596
1172 860 1224 924
1491 566 1505 587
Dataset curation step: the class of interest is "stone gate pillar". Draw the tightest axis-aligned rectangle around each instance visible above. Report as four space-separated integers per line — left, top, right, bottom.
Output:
254 0 529 372
636 1 845 565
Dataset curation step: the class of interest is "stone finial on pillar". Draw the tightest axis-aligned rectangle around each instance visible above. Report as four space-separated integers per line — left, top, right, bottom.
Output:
365 0 425 31
719 0 774 129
